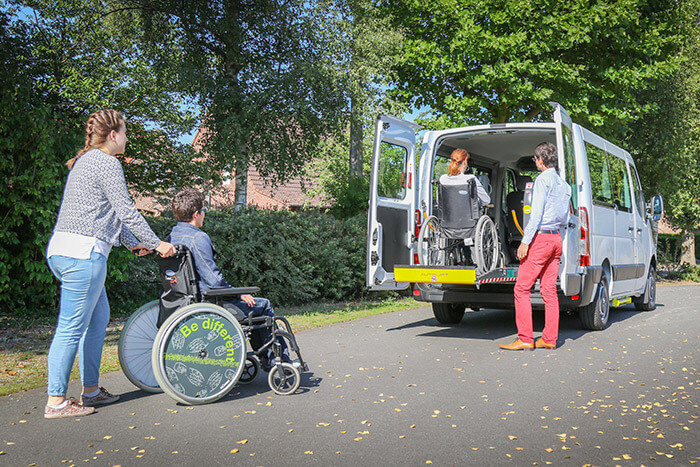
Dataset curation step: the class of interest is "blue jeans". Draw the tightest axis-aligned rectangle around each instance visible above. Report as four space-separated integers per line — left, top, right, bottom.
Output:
46 251 109 396
222 297 290 362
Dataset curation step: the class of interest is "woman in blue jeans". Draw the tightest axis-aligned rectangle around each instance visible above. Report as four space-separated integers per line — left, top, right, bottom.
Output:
45 110 176 419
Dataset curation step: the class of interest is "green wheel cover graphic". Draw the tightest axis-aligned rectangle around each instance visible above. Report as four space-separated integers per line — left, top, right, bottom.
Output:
153 304 246 405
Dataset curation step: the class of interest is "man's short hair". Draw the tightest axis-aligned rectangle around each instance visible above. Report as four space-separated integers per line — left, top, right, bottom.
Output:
535 142 558 169
172 188 204 222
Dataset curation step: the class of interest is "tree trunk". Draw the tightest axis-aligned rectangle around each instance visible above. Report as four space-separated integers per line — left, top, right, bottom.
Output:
349 90 363 180
680 229 697 265
234 158 248 212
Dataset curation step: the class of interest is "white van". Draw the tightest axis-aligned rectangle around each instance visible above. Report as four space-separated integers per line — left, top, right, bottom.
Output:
366 103 664 330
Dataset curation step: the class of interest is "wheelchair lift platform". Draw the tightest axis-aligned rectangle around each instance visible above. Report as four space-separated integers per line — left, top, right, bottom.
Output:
394 265 519 289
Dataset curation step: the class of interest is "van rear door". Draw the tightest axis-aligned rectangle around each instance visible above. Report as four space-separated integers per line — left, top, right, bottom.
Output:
367 115 422 290
551 102 580 296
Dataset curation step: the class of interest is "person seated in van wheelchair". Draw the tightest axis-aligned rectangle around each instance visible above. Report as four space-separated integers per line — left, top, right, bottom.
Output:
168 188 298 371
418 148 499 273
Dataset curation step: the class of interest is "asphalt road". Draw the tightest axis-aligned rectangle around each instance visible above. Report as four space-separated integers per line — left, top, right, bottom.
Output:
1 284 698 466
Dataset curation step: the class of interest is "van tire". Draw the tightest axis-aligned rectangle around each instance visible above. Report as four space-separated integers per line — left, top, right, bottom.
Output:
579 277 610 330
633 265 656 311
432 303 465 324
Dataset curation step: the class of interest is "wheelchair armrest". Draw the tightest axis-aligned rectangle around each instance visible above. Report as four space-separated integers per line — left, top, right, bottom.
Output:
201 286 260 298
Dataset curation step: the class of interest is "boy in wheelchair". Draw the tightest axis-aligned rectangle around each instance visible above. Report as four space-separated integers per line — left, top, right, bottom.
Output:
168 188 296 371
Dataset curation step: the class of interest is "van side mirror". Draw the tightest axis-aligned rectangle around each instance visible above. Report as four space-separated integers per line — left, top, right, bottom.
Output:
647 194 664 221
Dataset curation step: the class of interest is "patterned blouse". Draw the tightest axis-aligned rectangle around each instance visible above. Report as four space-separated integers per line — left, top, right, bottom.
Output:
52 149 160 250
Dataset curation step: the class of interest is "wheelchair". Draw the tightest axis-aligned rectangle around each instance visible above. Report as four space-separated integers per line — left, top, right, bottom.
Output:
417 179 500 275
118 246 308 405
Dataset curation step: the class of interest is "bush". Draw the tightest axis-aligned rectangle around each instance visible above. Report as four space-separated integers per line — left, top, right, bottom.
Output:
664 263 700 282
104 208 369 316
657 232 700 266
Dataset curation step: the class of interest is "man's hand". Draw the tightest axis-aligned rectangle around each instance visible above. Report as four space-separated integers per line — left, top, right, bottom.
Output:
241 294 256 307
517 243 529 261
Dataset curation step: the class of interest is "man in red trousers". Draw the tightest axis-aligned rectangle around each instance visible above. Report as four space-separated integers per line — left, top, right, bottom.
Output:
500 142 572 351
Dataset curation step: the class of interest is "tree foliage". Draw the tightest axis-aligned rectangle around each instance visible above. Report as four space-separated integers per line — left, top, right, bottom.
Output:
623 0 700 263
385 0 682 132
120 0 347 209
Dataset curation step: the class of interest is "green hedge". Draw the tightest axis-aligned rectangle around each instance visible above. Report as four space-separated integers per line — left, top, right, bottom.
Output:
105 209 369 317
657 232 700 264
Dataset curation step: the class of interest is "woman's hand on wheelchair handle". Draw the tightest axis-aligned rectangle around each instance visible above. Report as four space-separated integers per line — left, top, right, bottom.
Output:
156 241 176 258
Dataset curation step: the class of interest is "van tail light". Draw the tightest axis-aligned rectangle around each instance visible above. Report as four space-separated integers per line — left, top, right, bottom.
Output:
579 206 590 267
413 253 420 264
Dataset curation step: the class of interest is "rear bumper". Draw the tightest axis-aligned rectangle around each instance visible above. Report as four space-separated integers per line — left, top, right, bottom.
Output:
407 265 603 309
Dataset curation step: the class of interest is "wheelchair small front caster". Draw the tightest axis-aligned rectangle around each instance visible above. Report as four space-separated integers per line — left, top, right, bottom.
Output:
239 356 260 384
268 362 301 395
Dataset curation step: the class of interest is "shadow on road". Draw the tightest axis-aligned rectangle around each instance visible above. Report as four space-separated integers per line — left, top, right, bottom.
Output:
114 372 324 406
386 302 657 345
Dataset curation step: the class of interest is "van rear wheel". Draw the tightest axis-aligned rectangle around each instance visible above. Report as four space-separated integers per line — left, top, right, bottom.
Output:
579 277 610 330
432 303 465 324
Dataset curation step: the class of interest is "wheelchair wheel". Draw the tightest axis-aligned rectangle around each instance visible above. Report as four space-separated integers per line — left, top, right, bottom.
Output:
418 215 442 266
152 303 247 405
474 215 499 275
118 300 162 393
238 355 260 384
268 362 301 395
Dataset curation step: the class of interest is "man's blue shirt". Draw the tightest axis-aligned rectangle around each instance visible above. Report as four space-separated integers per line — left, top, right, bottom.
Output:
521 168 572 245
169 222 230 292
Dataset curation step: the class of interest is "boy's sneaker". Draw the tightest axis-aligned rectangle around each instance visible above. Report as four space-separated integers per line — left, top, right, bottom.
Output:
80 387 120 407
44 398 95 419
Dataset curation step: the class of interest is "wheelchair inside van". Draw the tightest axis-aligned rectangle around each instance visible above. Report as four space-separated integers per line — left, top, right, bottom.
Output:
118 246 308 405
418 177 500 275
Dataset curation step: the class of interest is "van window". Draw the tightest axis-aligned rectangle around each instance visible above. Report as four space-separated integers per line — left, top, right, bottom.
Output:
377 142 408 200
586 143 614 206
608 155 632 212
629 164 646 216
562 125 578 209
432 153 491 203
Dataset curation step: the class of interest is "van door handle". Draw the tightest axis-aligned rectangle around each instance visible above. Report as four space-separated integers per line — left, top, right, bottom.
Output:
637 228 642 234
628 226 634 233
568 222 576 228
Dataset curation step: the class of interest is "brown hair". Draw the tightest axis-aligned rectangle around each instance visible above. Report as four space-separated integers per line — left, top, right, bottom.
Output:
66 109 125 170
534 142 558 169
172 188 204 222
447 149 469 176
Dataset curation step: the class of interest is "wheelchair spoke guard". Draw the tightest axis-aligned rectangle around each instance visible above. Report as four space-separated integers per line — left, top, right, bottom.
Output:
152 303 247 405
118 300 162 393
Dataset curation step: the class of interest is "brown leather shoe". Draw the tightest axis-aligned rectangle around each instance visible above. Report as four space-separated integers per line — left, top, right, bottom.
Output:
499 339 534 351
535 338 556 349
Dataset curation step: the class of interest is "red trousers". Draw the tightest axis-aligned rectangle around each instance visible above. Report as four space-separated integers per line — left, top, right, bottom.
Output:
514 233 563 345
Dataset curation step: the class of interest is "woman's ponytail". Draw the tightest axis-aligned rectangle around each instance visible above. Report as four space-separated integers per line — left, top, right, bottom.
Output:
66 110 124 170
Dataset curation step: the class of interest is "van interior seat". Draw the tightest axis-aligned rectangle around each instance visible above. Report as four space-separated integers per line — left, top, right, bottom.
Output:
505 174 533 244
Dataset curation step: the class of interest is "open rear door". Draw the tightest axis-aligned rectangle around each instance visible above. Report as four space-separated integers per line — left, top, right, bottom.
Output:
367 115 422 290
550 102 580 296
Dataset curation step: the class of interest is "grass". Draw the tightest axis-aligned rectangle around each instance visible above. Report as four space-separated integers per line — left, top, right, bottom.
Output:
0 296 421 397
